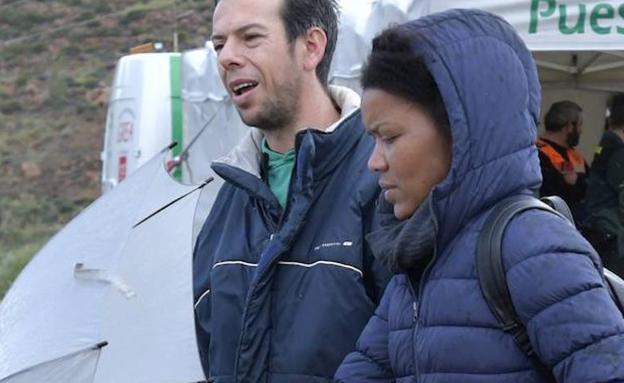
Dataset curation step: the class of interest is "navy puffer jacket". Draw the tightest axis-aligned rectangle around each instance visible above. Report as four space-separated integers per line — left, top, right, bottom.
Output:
194 87 390 383
336 9 624 383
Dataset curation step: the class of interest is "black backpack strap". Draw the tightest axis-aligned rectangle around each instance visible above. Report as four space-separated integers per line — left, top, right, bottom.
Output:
477 195 571 381
540 195 575 225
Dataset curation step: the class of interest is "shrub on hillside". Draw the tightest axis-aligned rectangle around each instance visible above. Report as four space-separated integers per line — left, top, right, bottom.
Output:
0 9 55 29
0 42 47 63
58 0 83 5
0 240 44 300
93 3 112 14
121 9 146 25
15 74 30 89
0 100 22 115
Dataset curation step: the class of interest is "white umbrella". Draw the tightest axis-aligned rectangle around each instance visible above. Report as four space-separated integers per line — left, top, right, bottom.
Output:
0 147 219 382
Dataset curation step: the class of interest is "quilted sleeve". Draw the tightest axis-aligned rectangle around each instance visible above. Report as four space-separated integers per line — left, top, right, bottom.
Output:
503 211 624 383
334 277 395 382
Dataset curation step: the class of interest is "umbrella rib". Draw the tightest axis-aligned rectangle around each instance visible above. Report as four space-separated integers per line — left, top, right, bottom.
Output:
133 177 214 229
0 342 108 381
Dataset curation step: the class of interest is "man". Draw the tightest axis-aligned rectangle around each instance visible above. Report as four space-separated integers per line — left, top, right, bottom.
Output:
586 94 624 276
193 0 389 382
537 100 588 223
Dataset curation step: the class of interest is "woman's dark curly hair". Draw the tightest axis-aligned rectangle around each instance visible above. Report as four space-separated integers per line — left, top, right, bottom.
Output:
361 26 451 143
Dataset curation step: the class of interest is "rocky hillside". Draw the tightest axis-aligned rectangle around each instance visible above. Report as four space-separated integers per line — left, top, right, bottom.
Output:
0 0 215 297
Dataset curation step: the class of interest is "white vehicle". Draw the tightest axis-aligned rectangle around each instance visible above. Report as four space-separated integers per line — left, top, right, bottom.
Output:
100 43 251 192
101 52 183 192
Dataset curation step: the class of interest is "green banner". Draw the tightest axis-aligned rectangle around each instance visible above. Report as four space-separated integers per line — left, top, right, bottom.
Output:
170 54 183 181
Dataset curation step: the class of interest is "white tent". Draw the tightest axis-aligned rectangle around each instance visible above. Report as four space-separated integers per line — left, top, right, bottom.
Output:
331 0 624 157
421 0 624 156
334 0 624 85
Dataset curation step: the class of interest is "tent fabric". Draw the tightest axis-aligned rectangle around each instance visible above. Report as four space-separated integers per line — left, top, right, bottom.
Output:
333 0 624 76
371 0 624 51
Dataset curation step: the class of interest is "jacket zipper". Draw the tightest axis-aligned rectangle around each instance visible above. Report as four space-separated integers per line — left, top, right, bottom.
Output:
411 197 440 380
243 143 303 380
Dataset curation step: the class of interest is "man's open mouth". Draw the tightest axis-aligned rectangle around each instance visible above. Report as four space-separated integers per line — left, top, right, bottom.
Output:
231 81 259 96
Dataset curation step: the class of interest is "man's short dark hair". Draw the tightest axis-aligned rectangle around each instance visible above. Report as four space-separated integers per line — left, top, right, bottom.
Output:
280 0 339 86
544 100 582 132
361 26 451 144
609 94 624 130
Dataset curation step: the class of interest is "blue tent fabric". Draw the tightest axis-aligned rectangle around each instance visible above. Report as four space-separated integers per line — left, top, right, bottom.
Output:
193 110 390 383
336 9 624 383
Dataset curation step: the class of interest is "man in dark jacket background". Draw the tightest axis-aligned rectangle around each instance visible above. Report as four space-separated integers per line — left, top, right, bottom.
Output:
586 94 624 276
193 0 389 382
537 100 589 223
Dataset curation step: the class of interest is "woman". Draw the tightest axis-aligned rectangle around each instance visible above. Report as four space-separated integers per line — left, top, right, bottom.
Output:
335 9 624 383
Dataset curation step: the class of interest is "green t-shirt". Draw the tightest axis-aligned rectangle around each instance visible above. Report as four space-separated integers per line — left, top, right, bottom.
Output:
261 138 295 208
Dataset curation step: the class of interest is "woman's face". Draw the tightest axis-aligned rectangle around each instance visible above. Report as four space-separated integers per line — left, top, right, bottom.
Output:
362 88 452 220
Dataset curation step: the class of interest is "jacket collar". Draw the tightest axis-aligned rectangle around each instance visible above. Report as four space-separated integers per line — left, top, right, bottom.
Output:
212 85 360 178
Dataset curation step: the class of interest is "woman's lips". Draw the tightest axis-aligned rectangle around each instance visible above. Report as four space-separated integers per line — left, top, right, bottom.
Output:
382 187 396 203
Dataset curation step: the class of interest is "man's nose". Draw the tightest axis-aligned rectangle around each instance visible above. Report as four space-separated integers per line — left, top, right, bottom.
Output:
218 40 243 70
368 141 388 173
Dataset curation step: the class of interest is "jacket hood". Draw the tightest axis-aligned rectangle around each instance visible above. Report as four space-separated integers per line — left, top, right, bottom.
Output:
400 9 542 246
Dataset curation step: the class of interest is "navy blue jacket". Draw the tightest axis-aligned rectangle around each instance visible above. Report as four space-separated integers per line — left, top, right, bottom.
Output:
336 10 624 383
193 99 389 383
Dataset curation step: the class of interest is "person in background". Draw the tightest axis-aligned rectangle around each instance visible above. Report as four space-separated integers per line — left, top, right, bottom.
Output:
192 0 389 381
585 94 624 276
537 100 588 223
335 9 624 383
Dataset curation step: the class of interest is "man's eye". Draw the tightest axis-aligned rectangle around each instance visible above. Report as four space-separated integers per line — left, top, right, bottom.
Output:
213 43 224 52
245 34 261 42
383 135 398 144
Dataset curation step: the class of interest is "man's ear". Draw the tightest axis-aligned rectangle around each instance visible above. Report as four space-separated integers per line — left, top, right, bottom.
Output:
300 27 327 73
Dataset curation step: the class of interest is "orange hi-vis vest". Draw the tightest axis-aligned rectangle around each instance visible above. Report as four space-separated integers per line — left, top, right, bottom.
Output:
536 138 586 174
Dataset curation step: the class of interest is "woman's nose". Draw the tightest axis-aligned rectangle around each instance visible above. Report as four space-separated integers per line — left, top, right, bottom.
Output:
368 141 388 173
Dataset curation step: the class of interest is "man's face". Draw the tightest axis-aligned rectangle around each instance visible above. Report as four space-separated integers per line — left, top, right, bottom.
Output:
212 0 303 131
566 114 583 148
